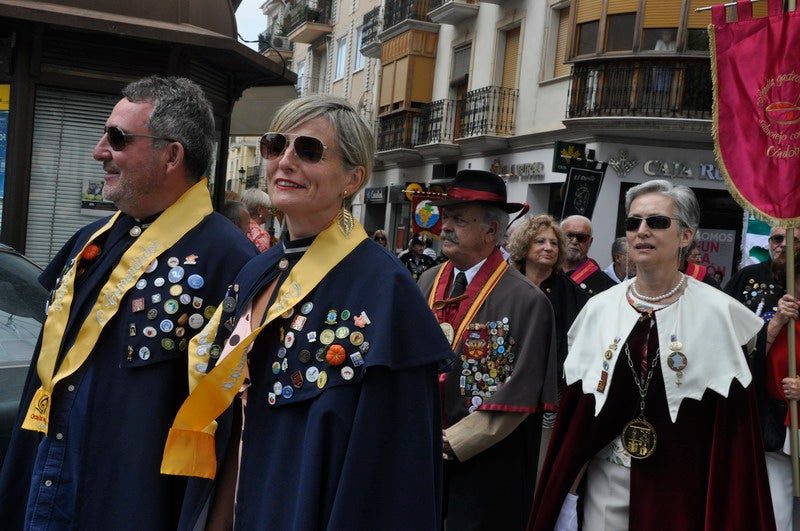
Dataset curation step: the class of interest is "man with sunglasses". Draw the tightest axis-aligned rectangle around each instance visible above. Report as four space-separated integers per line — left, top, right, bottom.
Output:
560 215 616 296
0 76 257 530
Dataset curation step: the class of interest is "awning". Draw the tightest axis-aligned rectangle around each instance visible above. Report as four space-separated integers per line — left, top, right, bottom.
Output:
229 84 299 136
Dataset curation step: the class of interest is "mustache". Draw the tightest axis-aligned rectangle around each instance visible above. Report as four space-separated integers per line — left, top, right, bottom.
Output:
441 230 459 244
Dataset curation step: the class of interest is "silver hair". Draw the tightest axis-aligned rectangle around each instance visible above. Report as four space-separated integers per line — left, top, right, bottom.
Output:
482 205 509 246
241 188 271 215
122 76 215 180
269 94 375 201
624 179 700 233
561 214 593 235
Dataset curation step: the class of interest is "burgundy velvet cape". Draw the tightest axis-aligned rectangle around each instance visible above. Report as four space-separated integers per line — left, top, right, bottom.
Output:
528 319 776 531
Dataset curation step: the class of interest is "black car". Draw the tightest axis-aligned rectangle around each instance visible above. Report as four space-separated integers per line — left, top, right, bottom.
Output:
0 244 48 466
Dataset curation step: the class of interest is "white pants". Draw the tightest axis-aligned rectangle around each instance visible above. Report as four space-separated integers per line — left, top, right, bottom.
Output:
766 451 800 530
583 456 630 531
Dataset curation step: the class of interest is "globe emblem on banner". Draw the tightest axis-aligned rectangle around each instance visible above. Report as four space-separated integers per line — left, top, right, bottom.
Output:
415 200 440 229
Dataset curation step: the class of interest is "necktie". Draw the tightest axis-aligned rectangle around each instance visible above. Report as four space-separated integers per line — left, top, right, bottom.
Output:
449 272 468 299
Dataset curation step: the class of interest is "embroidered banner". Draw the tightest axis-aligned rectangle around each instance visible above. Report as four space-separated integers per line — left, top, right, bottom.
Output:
711 0 800 225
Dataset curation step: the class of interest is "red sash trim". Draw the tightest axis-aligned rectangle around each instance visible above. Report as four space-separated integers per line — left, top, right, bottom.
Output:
685 262 707 280
428 249 507 350
570 258 600 284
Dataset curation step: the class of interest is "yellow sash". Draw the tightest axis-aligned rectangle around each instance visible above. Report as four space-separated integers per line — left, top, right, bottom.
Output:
21 179 213 434
161 219 368 479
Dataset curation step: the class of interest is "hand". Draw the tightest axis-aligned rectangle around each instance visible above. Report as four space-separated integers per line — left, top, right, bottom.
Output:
775 294 800 326
783 376 800 401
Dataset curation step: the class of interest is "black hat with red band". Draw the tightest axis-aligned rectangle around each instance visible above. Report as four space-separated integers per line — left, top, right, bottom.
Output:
431 169 528 215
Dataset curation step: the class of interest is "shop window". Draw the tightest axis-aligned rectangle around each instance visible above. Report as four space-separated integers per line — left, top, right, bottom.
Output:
576 20 599 56
605 13 635 51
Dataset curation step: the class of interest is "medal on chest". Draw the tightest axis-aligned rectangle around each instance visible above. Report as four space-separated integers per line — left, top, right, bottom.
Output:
620 343 659 459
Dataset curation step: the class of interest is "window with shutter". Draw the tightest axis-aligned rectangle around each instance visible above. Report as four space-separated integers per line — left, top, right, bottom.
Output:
554 7 571 78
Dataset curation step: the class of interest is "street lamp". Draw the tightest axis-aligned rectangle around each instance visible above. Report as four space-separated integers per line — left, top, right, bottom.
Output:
238 167 246 192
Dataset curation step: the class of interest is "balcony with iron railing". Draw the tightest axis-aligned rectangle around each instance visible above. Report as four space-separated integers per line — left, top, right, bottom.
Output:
361 6 382 58
565 58 713 142
376 110 424 164
284 0 333 44
381 0 436 41
415 99 461 158
456 86 519 152
428 0 478 25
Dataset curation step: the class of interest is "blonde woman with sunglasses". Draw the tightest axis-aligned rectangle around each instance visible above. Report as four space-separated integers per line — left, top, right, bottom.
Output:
530 180 774 530
163 95 453 530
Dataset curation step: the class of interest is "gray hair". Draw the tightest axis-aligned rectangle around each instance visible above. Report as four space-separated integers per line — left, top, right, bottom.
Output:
625 179 700 233
122 76 215 181
611 236 627 257
241 188 271 215
561 215 593 235
269 94 375 200
482 205 509 246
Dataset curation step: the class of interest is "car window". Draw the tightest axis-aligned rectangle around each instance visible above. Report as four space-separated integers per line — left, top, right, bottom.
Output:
0 250 47 367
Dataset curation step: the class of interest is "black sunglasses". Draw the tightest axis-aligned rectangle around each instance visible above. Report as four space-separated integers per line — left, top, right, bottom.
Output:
260 132 330 164
565 232 591 243
374 236 387 241
624 215 679 231
769 234 800 245
103 126 173 151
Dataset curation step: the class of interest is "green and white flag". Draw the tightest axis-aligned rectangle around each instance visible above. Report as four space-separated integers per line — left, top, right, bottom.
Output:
740 212 771 268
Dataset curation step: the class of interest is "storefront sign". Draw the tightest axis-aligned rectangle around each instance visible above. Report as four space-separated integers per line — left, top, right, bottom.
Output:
643 160 724 181
364 186 387 204
552 141 586 173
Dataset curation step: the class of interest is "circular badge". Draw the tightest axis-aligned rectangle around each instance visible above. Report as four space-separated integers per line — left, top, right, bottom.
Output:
340 309 351 320
169 284 183 297
204 306 216 320
129 226 142 237
317 370 328 389
164 299 180 315
350 331 364 346
136 279 147 290
222 296 237 313
143 326 157 338
669 341 684 351
281 307 294 319
175 326 185 338
273 381 283 395
147 308 158 320
188 313 204 329
282 386 294 399
341 366 355 380
154 277 166 287
168 266 185 284
209 344 222 359
320 329 336 345
145 258 158 273
305 366 319 383
298 349 312 363
278 258 289 271
335 326 350 339
167 256 180 267
285 331 296 348
161 338 176 350
277 347 287 359
187 274 205 289
604 350 613 360
315 347 327 362
301 302 314 315
440 323 455 344
138 346 151 360
667 351 688 372
271 361 281 374
179 293 192 305
159 319 174 333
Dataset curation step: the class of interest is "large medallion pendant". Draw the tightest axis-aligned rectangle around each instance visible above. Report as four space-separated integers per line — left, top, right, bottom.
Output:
440 322 455 344
621 418 657 459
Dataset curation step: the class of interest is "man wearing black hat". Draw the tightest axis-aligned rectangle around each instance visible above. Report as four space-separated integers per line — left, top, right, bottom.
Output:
418 169 558 530
400 233 436 280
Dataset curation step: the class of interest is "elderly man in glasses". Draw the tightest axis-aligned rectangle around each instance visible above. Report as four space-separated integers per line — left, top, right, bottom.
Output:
560 214 616 297
0 76 257 531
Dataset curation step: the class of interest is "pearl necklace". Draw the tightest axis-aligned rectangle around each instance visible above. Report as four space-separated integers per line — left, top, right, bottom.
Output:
630 273 686 302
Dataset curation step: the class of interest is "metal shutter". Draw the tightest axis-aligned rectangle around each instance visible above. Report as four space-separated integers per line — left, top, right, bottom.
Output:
576 0 602 24
687 0 713 28
554 7 572 78
643 0 682 28
608 0 638 15
26 87 117 266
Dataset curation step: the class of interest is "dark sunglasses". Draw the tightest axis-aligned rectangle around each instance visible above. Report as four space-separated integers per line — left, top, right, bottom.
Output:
103 126 173 151
769 234 800 245
624 215 679 231
565 232 591 243
260 132 330 164
374 236 387 241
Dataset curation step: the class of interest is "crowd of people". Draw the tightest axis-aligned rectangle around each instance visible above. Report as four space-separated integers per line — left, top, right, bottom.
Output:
0 76 796 531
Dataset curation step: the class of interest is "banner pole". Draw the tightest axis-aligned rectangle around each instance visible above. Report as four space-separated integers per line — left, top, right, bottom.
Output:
787 230 799 497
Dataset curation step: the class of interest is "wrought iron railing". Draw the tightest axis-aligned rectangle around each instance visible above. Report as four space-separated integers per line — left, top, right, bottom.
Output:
362 7 382 48
459 86 518 137
284 0 333 35
418 99 458 144
383 0 431 31
430 0 476 9
567 59 712 119
377 111 422 151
